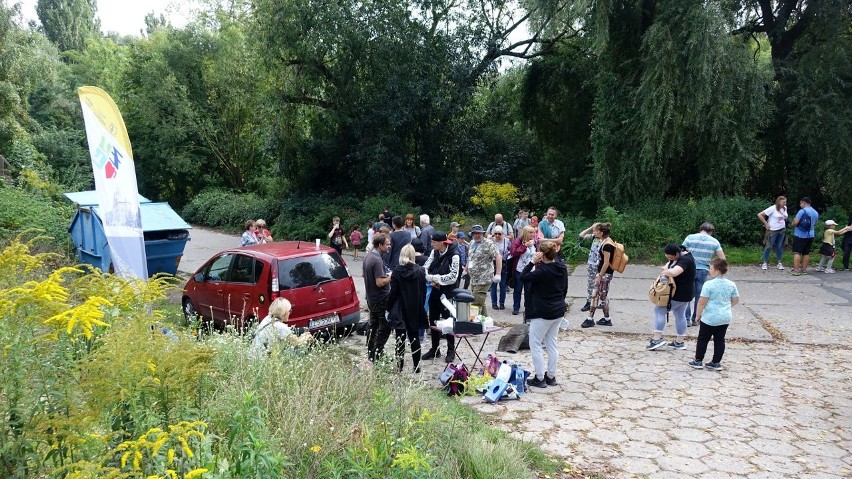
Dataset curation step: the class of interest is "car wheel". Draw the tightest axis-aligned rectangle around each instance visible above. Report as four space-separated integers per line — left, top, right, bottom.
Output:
183 298 199 325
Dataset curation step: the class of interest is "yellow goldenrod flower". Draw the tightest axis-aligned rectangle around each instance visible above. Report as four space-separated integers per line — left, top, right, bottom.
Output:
184 468 208 479
166 470 178 479
120 451 131 468
133 450 143 470
179 436 194 458
167 448 175 463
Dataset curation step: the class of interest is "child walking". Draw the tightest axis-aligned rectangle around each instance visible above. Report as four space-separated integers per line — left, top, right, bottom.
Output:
350 225 363 260
816 220 851 274
689 258 739 371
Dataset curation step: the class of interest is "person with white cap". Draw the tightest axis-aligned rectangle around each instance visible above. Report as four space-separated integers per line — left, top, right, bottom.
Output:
816 220 851 273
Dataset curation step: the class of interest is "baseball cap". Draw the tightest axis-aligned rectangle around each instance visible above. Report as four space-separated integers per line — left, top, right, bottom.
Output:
825 220 838 226
431 231 453 244
450 221 460 227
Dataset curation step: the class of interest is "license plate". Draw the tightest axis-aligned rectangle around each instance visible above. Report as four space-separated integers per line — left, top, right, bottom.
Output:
309 314 339 329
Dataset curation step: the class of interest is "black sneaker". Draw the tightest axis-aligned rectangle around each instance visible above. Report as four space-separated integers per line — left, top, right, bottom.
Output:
581 319 595 328
596 318 612 326
545 374 557 386
705 362 723 371
421 348 440 360
580 301 591 312
444 349 455 363
527 376 547 388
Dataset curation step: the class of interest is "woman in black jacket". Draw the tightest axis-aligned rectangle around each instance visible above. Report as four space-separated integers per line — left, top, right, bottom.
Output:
520 240 568 388
386 244 429 373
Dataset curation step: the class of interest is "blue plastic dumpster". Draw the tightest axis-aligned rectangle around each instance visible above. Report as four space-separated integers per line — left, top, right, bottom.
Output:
64 191 192 276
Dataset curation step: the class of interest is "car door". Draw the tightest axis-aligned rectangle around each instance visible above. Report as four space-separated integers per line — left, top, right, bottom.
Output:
220 253 267 326
194 253 235 324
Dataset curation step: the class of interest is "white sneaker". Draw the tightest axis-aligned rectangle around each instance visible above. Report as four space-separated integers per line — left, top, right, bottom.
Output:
761 262 768 270
816 266 824 272
825 269 836 274
777 263 784 270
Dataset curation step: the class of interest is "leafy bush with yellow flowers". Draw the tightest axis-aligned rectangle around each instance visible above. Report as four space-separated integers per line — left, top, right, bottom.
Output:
0 232 560 479
0 233 215 478
470 182 521 218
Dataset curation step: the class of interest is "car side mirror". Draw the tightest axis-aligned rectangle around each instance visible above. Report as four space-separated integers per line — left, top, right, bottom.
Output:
195 273 205 282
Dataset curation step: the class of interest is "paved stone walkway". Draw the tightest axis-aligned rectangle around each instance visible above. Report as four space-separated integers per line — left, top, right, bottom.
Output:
180 228 852 477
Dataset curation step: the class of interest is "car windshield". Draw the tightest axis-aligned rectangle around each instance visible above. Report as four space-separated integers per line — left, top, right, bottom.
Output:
277 252 348 290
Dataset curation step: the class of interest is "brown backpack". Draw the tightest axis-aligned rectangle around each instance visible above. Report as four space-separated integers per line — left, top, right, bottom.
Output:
605 239 629 273
648 276 676 307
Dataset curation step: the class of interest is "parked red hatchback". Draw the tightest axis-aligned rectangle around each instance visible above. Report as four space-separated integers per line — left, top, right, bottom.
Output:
182 241 361 332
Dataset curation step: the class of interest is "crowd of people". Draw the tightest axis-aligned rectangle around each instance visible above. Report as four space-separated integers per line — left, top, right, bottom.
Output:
359 206 569 382
245 198 852 382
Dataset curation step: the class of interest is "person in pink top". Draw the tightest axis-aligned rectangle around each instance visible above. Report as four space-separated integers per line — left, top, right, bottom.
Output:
350 225 363 260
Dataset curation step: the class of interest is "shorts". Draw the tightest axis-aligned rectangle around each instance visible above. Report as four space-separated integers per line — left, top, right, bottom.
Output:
818 243 835 257
791 236 814 255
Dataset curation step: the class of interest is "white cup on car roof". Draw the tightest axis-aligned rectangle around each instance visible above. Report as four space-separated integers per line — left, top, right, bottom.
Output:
315 239 321 248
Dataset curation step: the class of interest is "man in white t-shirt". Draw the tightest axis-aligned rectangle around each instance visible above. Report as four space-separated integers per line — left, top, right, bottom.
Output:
538 207 565 261
757 196 788 270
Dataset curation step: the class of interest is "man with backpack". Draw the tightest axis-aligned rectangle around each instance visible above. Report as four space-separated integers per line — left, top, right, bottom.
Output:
791 197 820 276
682 223 726 327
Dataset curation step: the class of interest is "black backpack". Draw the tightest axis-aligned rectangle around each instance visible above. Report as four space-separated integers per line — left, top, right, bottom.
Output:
799 210 813 231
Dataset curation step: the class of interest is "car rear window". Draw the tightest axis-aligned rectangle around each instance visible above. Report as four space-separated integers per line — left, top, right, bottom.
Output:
278 252 348 290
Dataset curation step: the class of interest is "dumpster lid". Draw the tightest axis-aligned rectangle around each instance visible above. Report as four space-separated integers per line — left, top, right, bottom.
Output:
64 190 151 207
89 202 192 232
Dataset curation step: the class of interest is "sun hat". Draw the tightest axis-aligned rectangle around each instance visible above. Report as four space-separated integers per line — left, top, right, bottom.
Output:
470 224 485 234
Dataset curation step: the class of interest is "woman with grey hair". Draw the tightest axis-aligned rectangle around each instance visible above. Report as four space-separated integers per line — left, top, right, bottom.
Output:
386 244 429 373
489 225 511 310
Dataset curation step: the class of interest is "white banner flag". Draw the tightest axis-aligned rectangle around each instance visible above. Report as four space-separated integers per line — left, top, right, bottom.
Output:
78 86 148 279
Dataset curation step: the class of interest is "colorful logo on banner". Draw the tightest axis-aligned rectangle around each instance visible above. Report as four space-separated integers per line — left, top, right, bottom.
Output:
93 137 124 179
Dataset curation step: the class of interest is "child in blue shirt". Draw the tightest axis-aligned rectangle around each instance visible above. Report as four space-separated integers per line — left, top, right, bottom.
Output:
689 258 739 371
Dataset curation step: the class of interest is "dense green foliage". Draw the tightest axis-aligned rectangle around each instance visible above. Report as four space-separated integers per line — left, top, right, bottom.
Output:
0 1 849 234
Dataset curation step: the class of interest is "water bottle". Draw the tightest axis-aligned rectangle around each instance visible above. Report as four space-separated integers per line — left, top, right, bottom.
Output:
659 274 668 284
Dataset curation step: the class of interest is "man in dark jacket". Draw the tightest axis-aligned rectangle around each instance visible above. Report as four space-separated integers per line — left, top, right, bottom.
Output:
422 231 460 362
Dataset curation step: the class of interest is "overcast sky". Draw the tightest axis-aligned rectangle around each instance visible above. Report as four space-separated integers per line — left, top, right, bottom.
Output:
13 0 192 36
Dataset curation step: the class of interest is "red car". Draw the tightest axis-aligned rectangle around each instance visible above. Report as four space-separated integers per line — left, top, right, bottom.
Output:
182 241 361 332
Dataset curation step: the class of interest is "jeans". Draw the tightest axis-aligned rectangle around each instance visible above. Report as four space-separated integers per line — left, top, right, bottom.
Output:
367 298 393 362
528 317 561 380
490 267 508 306
843 235 852 269
686 269 709 322
653 300 689 336
511 270 531 313
762 230 785 263
695 322 730 363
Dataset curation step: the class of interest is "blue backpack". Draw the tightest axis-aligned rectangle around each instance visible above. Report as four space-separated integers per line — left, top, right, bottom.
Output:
799 210 813 231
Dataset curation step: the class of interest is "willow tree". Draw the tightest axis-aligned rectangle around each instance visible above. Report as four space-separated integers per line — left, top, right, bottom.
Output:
731 0 852 207
590 0 768 205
